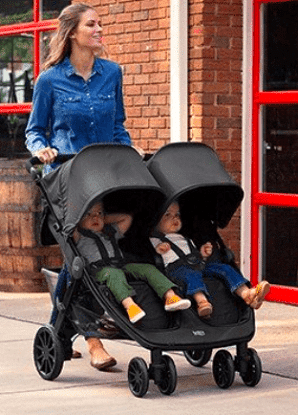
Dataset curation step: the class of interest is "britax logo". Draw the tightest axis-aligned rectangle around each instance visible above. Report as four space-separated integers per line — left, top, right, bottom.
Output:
192 330 206 336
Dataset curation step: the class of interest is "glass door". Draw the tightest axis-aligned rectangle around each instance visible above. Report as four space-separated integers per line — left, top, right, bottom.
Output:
252 0 298 304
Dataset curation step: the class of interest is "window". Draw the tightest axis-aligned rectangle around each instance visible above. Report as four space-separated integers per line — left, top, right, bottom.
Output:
0 0 70 158
252 0 298 304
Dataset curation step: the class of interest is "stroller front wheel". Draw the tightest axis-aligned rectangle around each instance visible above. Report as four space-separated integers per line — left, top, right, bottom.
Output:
33 325 65 381
156 355 177 395
212 349 235 389
128 357 149 398
240 348 262 387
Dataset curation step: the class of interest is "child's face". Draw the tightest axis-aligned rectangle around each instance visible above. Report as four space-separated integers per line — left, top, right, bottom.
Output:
157 202 182 234
80 202 105 233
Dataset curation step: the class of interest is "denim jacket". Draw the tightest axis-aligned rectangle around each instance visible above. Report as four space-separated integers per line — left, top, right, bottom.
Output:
25 57 131 173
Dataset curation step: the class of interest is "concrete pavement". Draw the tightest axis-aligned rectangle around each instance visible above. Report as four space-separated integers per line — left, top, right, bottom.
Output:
0 292 297 415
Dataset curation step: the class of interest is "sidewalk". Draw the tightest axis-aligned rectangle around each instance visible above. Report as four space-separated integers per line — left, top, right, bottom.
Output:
0 292 297 415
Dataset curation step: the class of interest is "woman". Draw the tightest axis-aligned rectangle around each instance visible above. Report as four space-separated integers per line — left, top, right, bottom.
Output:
26 2 131 173
25 3 131 370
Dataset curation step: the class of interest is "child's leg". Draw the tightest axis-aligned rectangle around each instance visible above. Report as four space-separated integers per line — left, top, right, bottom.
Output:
204 262 249 294
123 263 191 312
205 263 270 309
95 267 145 323
95 267 135 303
193 290 213 317
236 281 270 309
167 264 212 316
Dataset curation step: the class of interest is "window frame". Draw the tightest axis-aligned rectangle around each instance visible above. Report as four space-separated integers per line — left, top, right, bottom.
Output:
0 0 58 115
252 0 298 304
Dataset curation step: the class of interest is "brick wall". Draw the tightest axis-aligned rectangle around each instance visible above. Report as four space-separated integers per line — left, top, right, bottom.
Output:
91 0 243 260
92 0 171 153
188 0 243 259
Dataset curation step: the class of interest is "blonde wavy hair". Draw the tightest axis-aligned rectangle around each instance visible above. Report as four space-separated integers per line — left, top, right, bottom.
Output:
43 2 104 71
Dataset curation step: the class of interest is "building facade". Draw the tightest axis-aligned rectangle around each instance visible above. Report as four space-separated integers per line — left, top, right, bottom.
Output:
0 0 297 304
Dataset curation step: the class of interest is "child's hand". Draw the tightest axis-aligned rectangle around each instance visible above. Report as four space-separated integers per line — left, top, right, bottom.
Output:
156 242 171 255
200 242 213 260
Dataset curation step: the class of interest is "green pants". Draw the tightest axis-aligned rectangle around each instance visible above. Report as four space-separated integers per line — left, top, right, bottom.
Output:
95 263 176 304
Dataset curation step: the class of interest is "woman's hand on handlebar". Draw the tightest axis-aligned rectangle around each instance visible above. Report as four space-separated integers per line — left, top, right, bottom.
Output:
33 147 58 164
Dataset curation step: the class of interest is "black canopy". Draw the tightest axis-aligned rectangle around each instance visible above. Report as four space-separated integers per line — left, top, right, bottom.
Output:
147 142 244 228
41 144 166 239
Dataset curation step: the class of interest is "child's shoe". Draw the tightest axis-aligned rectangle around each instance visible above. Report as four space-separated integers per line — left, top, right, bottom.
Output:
197 300 213 318
164 295 191 311
127 303 146 323
250 281 270 309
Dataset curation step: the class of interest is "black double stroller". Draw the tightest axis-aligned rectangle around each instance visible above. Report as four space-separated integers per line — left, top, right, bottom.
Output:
27 143 262 398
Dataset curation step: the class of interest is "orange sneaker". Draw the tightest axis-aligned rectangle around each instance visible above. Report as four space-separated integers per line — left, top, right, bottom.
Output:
165 295 191 311
127 303 146 323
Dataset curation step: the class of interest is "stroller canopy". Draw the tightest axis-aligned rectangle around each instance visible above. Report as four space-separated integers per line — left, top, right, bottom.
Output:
147 142 244 228
41 144 166 238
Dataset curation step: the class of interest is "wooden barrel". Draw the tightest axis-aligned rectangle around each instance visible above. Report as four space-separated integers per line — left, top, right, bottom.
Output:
0 158 63 292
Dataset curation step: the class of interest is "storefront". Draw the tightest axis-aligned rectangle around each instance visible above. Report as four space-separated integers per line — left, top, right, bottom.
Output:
0 0 297 303
251 0 298 304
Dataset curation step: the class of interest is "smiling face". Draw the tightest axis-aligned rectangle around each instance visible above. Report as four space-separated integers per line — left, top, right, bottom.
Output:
80 202 105 233
71 9 103 51
157 202 182 235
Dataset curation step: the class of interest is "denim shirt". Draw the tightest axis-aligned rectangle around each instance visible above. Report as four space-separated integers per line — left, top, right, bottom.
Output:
25 57 131 173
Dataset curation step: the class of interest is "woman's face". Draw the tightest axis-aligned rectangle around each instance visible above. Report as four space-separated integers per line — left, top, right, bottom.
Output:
71 9 103 51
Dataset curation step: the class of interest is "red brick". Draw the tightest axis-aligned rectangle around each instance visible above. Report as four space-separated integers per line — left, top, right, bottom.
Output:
150 118 166 128
133 11 149 21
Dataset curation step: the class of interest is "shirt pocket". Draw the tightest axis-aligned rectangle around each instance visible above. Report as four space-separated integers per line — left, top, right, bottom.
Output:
96 92 116 116
59 95 84 115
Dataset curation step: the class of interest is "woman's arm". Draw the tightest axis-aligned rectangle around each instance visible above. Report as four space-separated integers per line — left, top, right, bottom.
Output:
25 74 56 163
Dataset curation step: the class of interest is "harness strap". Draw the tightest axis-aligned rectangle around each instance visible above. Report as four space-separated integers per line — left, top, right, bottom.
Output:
152 230 202 266
77 226 124 268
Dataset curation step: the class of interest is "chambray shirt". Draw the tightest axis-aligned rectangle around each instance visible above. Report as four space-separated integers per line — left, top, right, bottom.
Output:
25 56 131 173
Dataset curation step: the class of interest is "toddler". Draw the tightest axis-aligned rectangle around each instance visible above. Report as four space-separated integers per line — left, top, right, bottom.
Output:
150 201 270 317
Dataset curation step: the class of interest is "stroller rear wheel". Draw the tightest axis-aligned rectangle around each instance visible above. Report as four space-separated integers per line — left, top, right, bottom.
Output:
128 357 149 398
212 349 235 389
33 325 65 381
183 348 212 367
156 355 177 395
240 348 262 387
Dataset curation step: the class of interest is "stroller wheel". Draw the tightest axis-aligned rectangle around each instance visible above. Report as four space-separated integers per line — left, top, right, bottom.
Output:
240 348 262 387
212 350 235 389
128 357 149 398
183 348 212 367
33 325 65 381
157 355 177 396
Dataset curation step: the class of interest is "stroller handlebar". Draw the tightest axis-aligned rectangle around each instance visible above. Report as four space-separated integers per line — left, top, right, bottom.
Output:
26 154 75 176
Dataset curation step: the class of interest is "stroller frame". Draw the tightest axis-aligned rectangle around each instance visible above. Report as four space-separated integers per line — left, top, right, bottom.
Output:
27 144 262 397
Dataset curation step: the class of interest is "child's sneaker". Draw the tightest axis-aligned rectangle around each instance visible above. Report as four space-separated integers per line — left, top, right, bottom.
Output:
164 295 191 311
127 304 146 323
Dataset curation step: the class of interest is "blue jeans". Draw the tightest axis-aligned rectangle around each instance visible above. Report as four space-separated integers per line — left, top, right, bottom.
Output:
168 261 248 297
50 264 71 325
